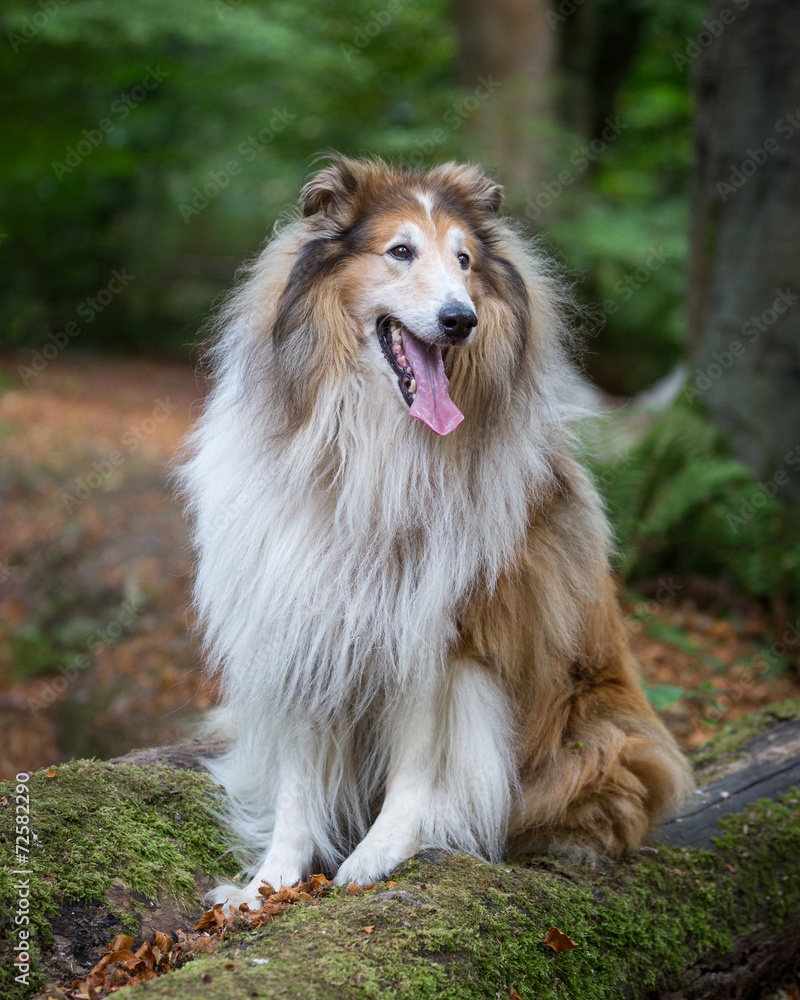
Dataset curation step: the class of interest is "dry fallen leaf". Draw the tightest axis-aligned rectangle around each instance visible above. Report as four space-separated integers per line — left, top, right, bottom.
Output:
51 926 191 999
54 871 348 997
311 872 334 892
272 887 301 903
542 927 578 953
510 989 523 1000
108 934 135 952
345 883 362 896
363 926 374 934
45 768 57 779
194 902 232 935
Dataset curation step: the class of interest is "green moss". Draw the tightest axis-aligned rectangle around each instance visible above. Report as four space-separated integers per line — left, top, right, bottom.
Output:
712 791 800 930
135 787 800 1000
3 736 800 1000
0 758 238 999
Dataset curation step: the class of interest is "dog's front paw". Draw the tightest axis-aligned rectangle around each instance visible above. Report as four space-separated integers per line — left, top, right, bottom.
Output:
335 838 417 886
204 882 265 914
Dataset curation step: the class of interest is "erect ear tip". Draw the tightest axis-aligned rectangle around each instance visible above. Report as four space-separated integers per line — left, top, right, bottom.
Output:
429 161 504 215
469 165 503 213
483 178 504 213
300 154 360 218
299 177 326 217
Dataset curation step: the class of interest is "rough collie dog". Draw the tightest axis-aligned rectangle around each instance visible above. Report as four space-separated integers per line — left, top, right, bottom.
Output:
181 155 693 909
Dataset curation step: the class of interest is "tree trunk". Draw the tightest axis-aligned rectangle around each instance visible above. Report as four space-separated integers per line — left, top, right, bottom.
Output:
3 704 800 1000
450 0 558 203
450 0 647 212
688 0 800 500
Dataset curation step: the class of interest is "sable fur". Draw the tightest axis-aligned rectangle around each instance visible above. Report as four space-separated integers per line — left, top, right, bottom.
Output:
179 154 693 902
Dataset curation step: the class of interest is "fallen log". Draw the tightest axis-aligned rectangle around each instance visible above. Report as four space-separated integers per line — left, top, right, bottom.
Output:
1 701 799 1000
656 716 800 850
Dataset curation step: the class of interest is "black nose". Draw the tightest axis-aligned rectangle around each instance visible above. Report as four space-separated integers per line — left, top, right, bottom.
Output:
438 303 477 340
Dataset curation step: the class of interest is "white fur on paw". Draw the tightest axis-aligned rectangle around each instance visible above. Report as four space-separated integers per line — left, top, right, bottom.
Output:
205 854 309 912
204 882 265 914
335 840 416 886
255 859 305 892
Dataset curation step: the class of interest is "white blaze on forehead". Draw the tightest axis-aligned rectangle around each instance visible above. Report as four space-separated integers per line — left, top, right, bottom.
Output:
415 190 436 222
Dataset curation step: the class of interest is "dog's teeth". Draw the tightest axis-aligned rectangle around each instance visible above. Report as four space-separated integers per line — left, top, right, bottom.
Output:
392 329 401 343
409 378 416 393
397 355 407 368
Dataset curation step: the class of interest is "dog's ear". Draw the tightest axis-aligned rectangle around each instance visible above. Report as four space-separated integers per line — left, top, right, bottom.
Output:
300 156 361 219
470 172 504 214
431 163 504 216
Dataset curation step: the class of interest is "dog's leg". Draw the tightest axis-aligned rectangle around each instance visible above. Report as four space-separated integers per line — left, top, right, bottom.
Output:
510 654 695 858
335 660 513 886
206 732 317 912
333 696 435 886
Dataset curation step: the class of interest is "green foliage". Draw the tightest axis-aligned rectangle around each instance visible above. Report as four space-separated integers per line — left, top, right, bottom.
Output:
544 0 707 394
0 0 459 354
8 613 101 681
642 682 684 712
0 0 712 372
587 401 800 606
550 199 688 393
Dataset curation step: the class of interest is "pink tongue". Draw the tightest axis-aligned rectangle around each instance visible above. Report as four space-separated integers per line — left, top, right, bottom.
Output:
401 331 464 436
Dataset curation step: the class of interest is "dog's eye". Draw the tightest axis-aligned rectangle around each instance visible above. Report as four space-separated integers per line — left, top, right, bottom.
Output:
388 245 413 261
457 253 470 270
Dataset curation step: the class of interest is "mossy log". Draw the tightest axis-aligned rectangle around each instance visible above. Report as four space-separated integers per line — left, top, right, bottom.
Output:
2 703 800 1000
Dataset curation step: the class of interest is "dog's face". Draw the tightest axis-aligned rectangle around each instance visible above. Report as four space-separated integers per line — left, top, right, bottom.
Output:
270 157 529 437
340 198 484 435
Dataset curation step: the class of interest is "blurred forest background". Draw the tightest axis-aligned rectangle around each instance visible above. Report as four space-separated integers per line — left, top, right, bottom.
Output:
1 0 799 778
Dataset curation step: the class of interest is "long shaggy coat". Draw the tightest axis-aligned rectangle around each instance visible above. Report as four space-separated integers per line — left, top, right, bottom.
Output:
179 155 693 906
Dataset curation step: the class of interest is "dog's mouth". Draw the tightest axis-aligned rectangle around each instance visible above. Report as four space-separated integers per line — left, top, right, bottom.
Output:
377 317 464 436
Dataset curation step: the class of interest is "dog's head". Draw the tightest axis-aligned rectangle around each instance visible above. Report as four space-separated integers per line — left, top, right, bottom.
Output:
269 155 532 437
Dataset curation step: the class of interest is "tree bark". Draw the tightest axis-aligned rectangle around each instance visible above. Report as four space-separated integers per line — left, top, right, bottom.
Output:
688 0 800 500
449 0 647 212
450 0 558 203
3 705 800 1000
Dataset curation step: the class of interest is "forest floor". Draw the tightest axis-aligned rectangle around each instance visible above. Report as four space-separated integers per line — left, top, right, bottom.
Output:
1 353 799 779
